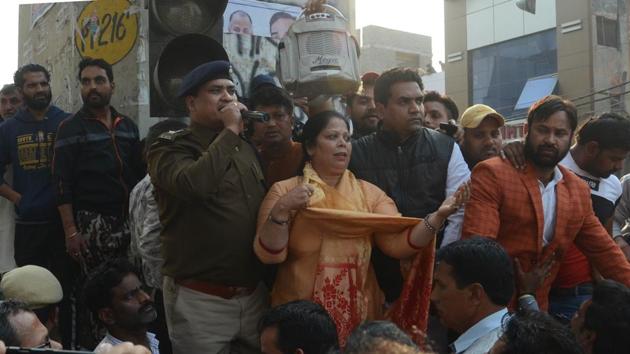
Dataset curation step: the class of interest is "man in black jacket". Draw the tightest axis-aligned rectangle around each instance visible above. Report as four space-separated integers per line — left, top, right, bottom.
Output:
349 67 470 304
53 57 142 348
54 57 142 272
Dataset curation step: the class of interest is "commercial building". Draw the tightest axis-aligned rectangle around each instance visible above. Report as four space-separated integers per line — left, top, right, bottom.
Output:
358 25 433 74
445 0 629 140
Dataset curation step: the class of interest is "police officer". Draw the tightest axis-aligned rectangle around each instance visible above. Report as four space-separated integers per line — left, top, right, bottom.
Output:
147 61 268 354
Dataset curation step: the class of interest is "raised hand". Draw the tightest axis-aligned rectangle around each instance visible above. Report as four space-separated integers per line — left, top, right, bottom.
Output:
437 181 471 218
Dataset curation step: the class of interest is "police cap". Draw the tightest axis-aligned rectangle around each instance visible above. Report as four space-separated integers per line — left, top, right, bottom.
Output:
177 60 233 98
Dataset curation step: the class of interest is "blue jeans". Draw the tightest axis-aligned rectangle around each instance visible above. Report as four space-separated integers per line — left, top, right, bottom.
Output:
549 293 592 323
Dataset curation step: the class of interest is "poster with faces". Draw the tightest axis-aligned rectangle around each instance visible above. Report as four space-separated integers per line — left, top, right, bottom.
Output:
223 0 342 41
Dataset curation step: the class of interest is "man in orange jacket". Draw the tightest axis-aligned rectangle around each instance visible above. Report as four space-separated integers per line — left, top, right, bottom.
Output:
463 95 630 310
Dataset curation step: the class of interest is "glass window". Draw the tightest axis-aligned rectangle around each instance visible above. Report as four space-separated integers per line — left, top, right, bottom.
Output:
469 29 557 119
514 74 558 110
596 15 619 48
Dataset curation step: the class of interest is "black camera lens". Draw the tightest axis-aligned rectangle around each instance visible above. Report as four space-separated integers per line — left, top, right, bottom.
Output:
242 111 270 123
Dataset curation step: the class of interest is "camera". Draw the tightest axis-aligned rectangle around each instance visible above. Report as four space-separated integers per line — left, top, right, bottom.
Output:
242 111 270 123
439 122 458 137
242 111 271 140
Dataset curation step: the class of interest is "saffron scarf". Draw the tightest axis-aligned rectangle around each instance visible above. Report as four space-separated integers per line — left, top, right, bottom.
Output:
299 163 434 344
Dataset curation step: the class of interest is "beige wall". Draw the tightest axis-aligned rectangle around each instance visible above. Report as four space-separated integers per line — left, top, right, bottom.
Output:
444 0 469 115
555 0 593 118
590 0 629 116
359 25 432 74
19 1 152 135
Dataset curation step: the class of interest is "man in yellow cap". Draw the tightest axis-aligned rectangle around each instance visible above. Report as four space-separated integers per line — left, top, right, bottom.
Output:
459 104 505 170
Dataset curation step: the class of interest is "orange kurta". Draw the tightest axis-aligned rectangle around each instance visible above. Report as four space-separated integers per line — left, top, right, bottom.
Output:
255 165 434 343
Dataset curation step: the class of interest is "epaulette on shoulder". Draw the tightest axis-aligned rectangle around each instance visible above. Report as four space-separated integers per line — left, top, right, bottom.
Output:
157 129 191 142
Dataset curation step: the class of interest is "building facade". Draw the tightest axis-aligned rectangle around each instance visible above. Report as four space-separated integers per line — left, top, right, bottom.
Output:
359 25 433 74
445 0 630 141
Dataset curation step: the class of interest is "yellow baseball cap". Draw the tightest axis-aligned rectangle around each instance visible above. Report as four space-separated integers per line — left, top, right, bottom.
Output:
460 104 505 128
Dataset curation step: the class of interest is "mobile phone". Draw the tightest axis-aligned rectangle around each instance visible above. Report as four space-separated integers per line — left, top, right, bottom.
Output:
439 122 458 137
6 347 94 354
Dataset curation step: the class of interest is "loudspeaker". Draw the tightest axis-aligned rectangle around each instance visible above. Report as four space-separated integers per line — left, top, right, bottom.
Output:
149 0 229 117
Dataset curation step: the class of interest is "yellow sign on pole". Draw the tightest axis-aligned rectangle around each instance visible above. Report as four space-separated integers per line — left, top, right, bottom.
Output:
74 0 139 65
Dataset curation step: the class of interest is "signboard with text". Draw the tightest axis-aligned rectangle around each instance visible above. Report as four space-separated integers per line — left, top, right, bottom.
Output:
74 0 139 65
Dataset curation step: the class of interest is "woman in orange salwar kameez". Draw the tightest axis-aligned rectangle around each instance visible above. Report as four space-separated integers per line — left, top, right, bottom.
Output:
254 111 469 344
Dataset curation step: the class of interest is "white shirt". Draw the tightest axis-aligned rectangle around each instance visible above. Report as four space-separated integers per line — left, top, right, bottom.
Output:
0 169 15 273
97 332 159 354
451 308 508 354
614 174 630 236
538 167 563 245
441 143 471 247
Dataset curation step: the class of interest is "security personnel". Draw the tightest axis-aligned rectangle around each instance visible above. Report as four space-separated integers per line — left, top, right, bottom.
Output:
147 61 268 354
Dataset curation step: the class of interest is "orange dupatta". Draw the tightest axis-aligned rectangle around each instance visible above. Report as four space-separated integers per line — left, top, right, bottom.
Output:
298 164 434 344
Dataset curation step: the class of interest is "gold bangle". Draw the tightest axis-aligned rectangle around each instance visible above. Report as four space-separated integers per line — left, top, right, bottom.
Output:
67 231 79 240
423 214 438 233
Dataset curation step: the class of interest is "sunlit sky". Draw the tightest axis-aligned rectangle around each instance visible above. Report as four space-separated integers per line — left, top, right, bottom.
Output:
0 0 445 84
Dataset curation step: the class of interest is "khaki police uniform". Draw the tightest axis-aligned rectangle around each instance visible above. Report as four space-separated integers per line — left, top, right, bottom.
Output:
148 122 268 354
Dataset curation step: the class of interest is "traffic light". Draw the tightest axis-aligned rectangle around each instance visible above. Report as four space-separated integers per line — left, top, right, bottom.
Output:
149 0 229 117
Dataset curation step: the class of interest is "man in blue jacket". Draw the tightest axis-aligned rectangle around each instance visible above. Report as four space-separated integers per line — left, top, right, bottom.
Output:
0 63 70 269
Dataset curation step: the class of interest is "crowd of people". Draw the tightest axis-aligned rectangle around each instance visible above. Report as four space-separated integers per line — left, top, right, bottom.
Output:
2 5 630 354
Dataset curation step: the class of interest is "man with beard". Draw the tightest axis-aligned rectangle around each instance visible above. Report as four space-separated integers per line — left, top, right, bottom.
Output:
502 112 630 321
346 72 380 139
84 259 160 354
0 64 69 270
53 58 142 348
462 95 630 311
458 104 504 170
0 84 22 121
249 85 303 187
54 57 141 271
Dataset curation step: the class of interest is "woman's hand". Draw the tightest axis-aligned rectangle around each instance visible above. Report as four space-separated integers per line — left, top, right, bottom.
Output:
272 184 315 217
436 181 470 218
65 228 88 262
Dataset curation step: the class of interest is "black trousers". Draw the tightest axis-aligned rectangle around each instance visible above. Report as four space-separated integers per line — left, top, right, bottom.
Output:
14 221 79 349
14 222 65 268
